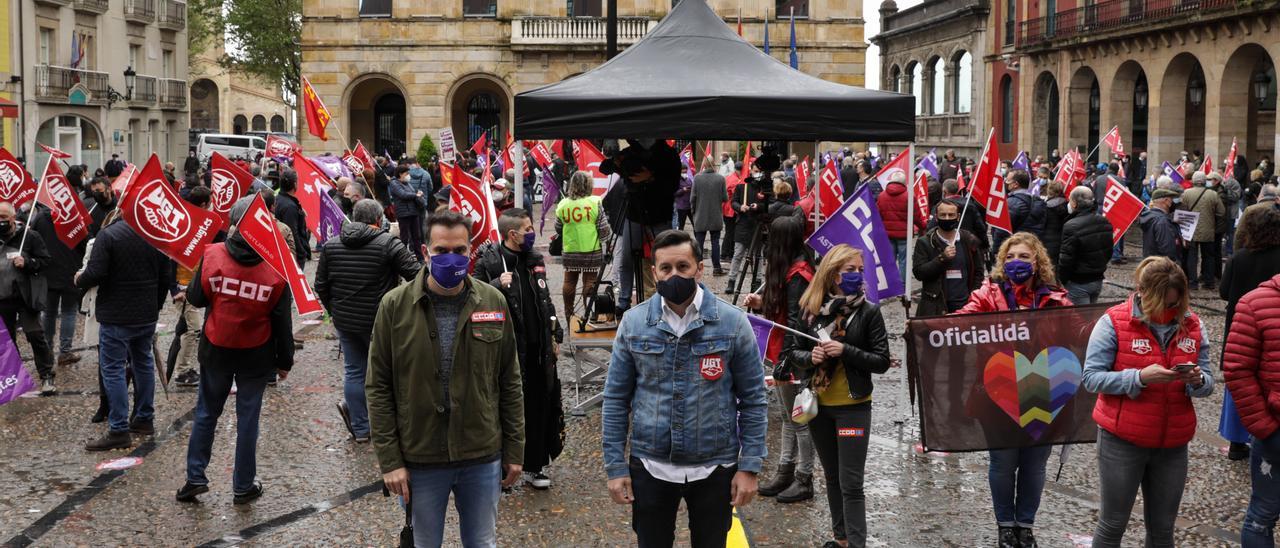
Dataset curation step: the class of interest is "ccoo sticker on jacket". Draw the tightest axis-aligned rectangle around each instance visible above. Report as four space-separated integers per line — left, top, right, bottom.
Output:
471 311 506 323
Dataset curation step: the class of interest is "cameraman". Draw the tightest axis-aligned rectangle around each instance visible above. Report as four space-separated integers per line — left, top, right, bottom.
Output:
726 154 779 294
600 140 680 312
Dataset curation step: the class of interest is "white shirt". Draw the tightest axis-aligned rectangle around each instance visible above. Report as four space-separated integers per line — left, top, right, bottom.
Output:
642 284 726 483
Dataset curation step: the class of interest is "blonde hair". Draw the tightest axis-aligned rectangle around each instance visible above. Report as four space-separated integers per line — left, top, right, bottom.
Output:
773 180 792 198
568 171 593 199
799 245 863 316
1045 180 1065 199
990 232 1057 288
1134 256 1190 328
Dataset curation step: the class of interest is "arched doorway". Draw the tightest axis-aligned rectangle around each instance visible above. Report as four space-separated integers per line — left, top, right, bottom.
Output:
1033 72 1060 157
1109 61 1150 155
35 115 103 168
1159 53 1206 161
448 74 512 152
888 65 901 93
270 114 285 133
347 75 409 160
189 79 219 132
251 115 267 132
1067 67 1100 162
233 114 247 135
1218 44 1275 164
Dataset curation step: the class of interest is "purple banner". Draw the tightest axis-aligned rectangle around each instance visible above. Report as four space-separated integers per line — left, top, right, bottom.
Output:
318 189 346 244
746 314 776 360
806 183 904 303
538 168 560 234
917 154 939 182
0 319 35 405
1161 161 1185 186
1012 151 1029 172
309 155 352 181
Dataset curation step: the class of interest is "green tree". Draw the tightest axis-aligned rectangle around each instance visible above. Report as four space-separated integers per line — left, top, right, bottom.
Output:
417 134 438 166
222 0 302 97
186 0 224 57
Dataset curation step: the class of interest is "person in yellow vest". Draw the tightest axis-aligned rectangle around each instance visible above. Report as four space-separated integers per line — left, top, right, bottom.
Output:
555 171 611 316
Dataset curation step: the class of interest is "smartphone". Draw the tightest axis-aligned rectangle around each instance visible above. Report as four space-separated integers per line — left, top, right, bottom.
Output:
1171 363 1196 374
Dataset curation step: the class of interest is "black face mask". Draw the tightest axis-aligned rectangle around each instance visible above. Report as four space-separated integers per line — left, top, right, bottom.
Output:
0 221 12 235
93 191 109 204
937 218 960 232
656 275 697 306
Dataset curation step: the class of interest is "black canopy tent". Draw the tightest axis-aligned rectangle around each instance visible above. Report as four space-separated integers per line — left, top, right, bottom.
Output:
513 0 915 142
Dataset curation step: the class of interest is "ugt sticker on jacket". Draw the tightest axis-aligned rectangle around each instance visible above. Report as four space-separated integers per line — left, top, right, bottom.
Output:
121 155 224 269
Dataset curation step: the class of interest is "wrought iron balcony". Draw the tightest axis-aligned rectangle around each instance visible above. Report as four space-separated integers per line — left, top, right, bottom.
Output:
1019 0 1243 49
511 16 655 48
159 0 186 31
132 75 158 106
33 0 71 7
34 65 111 105
72 0 110 14
158 78 187 109
124 0 156 24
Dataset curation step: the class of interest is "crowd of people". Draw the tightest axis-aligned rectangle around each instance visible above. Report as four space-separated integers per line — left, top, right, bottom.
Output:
6 135 1280 548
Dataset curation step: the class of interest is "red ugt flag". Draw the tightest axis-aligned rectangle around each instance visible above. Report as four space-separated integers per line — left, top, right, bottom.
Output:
448 169 500 265
208 152 255 224
816 158 843 222
1100 176 1145 245
301 76 332 141
470 131 489 158
352 140 378 175
340 150 365 176
266 134 301 159
38 142 71 160
36 157 92 249
969 129 1013 234
873 152 910 190
0 148 40 209
290 152 327 240
120 155 223 269
110 163 137 197
235 194 323 315
1225 137 1239 180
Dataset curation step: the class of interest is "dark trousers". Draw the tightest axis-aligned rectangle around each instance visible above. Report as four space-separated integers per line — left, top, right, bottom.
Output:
0 299 56 379
810 402 872 547
42 286 79 354
722 216 736 259
400 214 423 261
1093 428 1188 548
694 230 722 270
629 457 735 548
185 365 271 493
1184 240 1219 286
676 209 692 231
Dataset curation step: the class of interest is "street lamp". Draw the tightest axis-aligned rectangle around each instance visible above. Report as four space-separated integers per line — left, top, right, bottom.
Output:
1254 71 1269 106
1188 74 1205 107
105 66 137 109
1134 79 1148 110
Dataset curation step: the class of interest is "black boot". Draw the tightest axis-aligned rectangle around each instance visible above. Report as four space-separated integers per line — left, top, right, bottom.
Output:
997 526 1018 548
1228 441 1251 461
775 471 813 503
757 463 794 497
85 430 132 451
1016 527 1038 548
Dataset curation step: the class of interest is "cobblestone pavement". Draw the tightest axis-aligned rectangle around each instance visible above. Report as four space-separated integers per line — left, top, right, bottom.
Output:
0 227 1250 547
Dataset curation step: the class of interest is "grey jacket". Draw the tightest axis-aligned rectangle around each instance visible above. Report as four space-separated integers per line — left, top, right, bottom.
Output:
690 169 728 232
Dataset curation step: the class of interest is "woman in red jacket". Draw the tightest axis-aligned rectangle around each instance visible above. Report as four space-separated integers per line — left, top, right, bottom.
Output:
875 171 926 283
956 232 1070 548
1082 256 1213 548
1224 272 1280 546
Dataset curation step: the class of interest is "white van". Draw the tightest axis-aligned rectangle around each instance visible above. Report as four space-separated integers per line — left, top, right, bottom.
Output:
196 133 267 162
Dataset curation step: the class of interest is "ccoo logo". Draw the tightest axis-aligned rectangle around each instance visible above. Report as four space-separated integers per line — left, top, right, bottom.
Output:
133 180 190 243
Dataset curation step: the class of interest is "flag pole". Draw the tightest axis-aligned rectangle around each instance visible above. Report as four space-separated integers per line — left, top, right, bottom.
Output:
750 314 822 344
904 142 915 309
954 128 993 246
19 157 55 253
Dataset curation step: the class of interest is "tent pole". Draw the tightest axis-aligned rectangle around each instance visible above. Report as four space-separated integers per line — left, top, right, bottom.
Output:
606 0 618 59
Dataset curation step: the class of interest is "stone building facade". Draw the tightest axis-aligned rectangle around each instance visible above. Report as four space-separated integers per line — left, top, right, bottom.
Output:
300 0 869 159
872 0 989 159
189 43 293 140
1006 1 1279 169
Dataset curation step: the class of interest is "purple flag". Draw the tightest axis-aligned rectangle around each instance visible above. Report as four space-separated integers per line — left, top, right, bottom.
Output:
384 149 397 169
318 189 346 244
746 314 776 360
0 320 35 406
806 183 905 303
538 168 560 234
1161 161 1185 187
309 155 352 181
1012 151 1030 172
916 154 939 182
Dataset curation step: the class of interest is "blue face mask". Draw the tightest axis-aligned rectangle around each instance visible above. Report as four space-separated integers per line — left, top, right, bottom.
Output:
429 253 470 289
1003 259 1035 285
521 231 535 252
838 271 864 296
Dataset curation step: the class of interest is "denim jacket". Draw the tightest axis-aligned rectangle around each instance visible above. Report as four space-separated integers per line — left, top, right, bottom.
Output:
602 284 768 480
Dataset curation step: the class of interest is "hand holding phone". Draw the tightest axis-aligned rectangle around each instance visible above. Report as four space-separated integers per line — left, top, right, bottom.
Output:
1171 363 1195 374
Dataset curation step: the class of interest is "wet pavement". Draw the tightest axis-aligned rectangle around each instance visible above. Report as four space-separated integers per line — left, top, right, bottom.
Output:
0 227 1253 547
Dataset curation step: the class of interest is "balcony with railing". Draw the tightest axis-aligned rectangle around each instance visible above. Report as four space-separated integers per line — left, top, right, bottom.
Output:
72 0 110 14
159 0 186 31
511 17 656 49
916 113 976 142
33 0 70 7
132 75 158 106
34 65 110 104
881 0 987 34
124 0 156 24
1018 0 1246 49
159 78 187 109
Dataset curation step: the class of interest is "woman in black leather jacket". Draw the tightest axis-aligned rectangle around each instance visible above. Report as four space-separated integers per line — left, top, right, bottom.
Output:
781 244 891 548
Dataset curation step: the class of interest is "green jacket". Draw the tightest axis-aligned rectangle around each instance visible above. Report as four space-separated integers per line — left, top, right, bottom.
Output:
367 270 524 473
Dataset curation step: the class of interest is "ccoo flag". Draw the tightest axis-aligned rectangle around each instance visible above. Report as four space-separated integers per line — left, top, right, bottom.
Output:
1099 176 1145 245
235 194 322 315
301 75 332 141
970 129 1013 234
806 183 904 303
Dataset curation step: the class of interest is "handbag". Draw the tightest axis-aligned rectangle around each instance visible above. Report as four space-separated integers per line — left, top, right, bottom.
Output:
399 498 413 548
791 388 818 424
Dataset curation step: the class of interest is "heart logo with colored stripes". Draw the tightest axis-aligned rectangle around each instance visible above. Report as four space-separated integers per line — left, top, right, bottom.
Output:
983 347 1082 441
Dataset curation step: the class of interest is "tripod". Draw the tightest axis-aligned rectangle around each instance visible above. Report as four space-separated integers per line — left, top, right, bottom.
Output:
729 223 767 306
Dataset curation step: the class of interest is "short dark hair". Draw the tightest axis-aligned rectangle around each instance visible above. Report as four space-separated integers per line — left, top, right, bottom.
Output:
89 176 110 189
498 208 530 237
279 170 297 193
395 165 411 178
1007 169 1031 190
426 210 472 242
187 185 212 208
936 198 962 215
652 229 701 262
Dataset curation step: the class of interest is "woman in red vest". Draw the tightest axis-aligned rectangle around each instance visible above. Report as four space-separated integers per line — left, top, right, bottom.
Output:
956 231 1071 548
1082 256 1213 547
745 216 815 503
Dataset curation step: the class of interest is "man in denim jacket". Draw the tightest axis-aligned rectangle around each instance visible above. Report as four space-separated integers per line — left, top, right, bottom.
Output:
602 229 768 548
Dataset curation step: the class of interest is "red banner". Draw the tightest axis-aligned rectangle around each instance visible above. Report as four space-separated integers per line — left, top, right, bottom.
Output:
36 157 92 249
448 169 500 265
208 152 255 224
1225 137 1239 180
528 141 554 170
38 142 71 160
970 129 1013 234
300 75 331 141
120 155 223 269
816 158 843 222
110 163 137 197
1103 126 1125 156
912 170 930 229
795 155 810 196
573 139 610 196
1100 176 1145 245
235 194 323 315
0 147 39 209
266 134 301 159
290 152 326 240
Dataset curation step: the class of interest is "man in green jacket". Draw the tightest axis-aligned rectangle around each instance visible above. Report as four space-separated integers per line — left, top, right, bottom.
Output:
368 210 524 547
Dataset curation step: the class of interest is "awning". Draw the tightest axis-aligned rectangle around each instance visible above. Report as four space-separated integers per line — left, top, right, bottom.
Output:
0 97 17 119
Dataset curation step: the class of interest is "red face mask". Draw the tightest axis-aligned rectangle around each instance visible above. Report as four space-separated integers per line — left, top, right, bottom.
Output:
1151 307 1179 324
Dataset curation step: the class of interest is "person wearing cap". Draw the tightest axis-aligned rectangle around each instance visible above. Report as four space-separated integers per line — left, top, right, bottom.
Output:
104 153 126 178
1179 171 1226 290
1141 187 1185 263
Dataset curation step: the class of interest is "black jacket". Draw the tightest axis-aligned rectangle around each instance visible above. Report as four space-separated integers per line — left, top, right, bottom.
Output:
912 228 983 317
473 242 564 372
1057 205 1114 284
314 222 420 336
187 233 295 373
1220 245 1280 337
782 299 891 401
603 141 681 227
82 194 116 239
0 223 51 311
1139 207 1183 263
274 192 311 263
75 221 170 325
30 206 85 291
1008 190 1046 238
1041 197 1069 266
949 195 991 254
731 175 773 245
183 155 200 175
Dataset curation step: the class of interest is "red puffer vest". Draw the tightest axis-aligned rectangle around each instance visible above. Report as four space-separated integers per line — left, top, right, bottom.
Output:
1092 297 1202 448
765 261 814 363
199 243 287 349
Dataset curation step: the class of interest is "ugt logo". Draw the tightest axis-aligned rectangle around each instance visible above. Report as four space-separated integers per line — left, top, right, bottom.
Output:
0 159 25 199
46 175 79 224
135 183 190 242
209 168 238 213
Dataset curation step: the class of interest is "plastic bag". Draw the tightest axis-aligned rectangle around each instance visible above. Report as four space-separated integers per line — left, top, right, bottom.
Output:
791 388 818 425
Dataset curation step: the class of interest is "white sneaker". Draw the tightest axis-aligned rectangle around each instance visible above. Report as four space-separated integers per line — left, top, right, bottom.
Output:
526 472 551 490
40 379 55 395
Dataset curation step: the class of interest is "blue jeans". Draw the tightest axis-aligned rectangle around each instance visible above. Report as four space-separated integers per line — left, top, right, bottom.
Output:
1243 433 1280 547
891 238 908 281
185 365 271 494
99 323 156 432
337 329 370 437
1112 238 1125 260
408 459 501 547
42 287 78 353
988 445 1053 527
1065 280 1103 305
